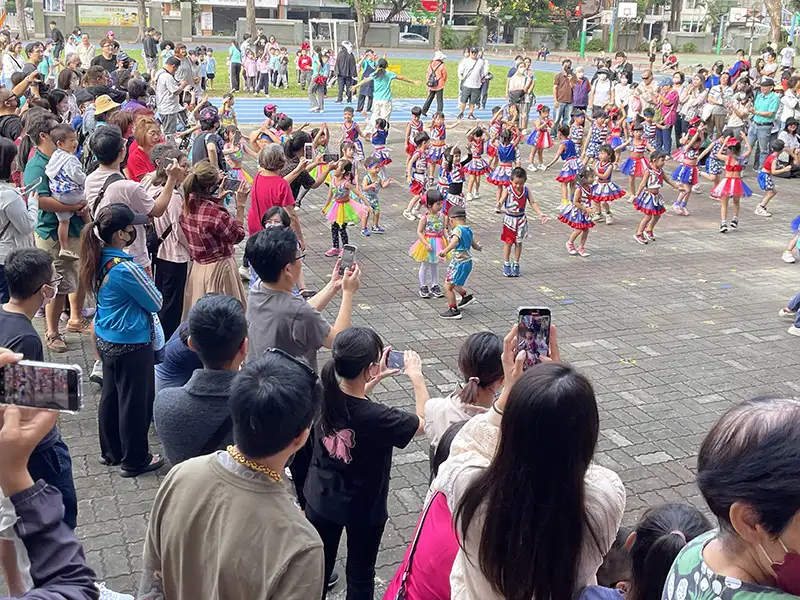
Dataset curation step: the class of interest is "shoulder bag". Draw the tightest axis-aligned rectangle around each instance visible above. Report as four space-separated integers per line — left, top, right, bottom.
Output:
393 491 440 600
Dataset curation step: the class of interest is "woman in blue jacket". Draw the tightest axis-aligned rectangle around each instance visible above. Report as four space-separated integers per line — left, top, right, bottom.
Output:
79 203 164 477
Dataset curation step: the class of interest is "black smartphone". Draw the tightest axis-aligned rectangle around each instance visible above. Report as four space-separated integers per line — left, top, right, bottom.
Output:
323 152 341 163
221 177 243 192
304 142 314 160
0 360 83 413
387 350 404 370
517 307 552 370
339 244 357 276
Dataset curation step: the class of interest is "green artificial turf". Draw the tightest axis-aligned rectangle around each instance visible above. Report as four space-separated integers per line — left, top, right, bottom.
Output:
123 49 555 99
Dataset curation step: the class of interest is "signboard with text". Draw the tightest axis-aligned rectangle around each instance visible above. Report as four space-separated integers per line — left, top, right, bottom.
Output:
78 5 140 27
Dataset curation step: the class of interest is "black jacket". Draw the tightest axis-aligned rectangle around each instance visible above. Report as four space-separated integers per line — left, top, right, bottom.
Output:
143 35 158 59
335 50 357 80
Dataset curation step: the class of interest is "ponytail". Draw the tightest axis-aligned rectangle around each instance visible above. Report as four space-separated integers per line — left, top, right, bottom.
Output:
320 327 383 434
455 331 503 406
78 220 105 295
17 134 34 172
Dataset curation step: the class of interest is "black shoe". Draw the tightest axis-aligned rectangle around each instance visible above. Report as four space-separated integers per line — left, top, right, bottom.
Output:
98 456 120 467
120 454 165 478
458 294 475 308
456 112 464 120
730 217 739 229
419 286 431 299
430 285 443 298
439 306 463 319
467 114 477 120
719 222 728 233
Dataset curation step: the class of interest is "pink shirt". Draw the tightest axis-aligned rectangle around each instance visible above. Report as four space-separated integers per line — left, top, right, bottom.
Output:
660 88 679 126
382 492 455 600
257 57 270 73
243 57 257 77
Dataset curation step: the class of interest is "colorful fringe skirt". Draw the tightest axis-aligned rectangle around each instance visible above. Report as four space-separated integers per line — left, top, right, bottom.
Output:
711 177 752 198
671 164 698 185
610 136 624 149
558 203 594 230
633 190 666 215
556 157 582 183
409 234 447 263
487 141 498 157
322 197 366 225
409 175 426 195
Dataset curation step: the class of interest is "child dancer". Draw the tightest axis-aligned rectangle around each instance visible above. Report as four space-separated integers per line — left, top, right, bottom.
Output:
670 126 704 216
633 150 681 244
464 127 490 201
608 108 626 157
570 110 586 147
713 137 753 233
544 124 581 206
404 132 431 220
558 166 594 257
591 145 625 224
371 118 391 167
341 106 365 162
499 167 548 277
526 104 553 171
619 124 650 201
360 157 394 236
405 106 424 165
427 112 448 173
582 111 609 166
323 160 371 256
222 125 256 185
486 106 504 168
438 206 482 320
409 190 447 299
755 140 792 217
699 128 731 194
442 146 471 225
641 108 658 149
782 218 800 263
220 93 237 129
488 129 519 210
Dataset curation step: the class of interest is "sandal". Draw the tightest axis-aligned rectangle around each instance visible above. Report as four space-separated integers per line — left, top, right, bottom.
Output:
45 332 67 353
120 454 164 478
98 456 120 467
67 318 93 334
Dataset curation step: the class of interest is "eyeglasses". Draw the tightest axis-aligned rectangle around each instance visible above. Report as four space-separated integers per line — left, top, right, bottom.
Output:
49 275 63 288
263 347 317 381
294 252 306 263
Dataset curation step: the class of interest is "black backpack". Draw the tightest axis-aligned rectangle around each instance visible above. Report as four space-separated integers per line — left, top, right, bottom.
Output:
427 60 443 88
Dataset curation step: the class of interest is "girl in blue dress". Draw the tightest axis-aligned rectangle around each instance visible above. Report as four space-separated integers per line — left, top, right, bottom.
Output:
488 129 519 209
634 150 680 243
558 167 594 257
583 112 609 166
544 125 582 206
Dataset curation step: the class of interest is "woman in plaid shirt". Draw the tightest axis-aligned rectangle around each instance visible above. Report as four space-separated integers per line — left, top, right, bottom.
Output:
180 161 248 317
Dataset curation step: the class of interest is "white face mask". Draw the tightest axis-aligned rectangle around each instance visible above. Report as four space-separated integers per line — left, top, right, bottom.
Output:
40 282 58 307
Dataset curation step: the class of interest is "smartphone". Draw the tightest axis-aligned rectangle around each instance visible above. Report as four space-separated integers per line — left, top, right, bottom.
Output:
0 360 83 413
517 307 552 370
323 152 341 163
221 177 243 192
387 350 405 370
339 244 357 276
19 176 43 196
303 142 314 160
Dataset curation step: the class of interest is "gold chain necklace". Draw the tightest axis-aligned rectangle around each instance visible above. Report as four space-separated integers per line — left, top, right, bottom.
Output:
226 445 282 483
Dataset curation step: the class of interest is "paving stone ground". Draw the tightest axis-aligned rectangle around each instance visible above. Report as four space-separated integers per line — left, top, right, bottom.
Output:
22 124 800 598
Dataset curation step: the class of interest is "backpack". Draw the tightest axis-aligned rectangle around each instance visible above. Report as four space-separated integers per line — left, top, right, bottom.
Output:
427 60 443 88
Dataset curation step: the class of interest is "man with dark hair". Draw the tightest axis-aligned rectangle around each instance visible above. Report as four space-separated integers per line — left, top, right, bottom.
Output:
49 21 64 59
21 43 44 78
90 37 117 74
173 43 195 89
140 352 325 600
155 56 188 134
24 109 86 353
190 105 223 169
613 51 633 84
0 248 78 530
154 295 247 465
143 27 159 79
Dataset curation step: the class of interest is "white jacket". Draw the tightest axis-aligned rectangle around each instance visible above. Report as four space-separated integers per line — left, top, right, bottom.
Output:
431 409 626 600
1 51 23 81
0 183 38 264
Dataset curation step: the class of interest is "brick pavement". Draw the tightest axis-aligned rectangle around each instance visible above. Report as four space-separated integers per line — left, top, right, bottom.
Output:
26 127 800 598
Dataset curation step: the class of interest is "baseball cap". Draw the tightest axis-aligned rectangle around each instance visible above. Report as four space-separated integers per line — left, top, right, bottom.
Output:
94 203 148 242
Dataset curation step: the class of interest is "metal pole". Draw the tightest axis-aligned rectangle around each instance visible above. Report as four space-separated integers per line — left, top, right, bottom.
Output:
449 0 453 25
609 6 616 53
716 14 724 54
748 17 754 64
580 18 587 58
791 13 798 43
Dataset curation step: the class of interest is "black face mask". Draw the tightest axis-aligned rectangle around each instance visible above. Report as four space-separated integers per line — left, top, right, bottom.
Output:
123 228 136 247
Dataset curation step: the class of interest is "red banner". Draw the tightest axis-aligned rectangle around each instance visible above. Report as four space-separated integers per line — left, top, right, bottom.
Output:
421 0 446 12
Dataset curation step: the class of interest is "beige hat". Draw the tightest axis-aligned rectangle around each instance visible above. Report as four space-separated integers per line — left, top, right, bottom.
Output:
94 94 121 116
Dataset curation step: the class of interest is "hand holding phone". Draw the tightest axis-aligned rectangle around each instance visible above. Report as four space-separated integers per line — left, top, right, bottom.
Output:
0 360 83 413
517 307 552 370
303 142 314 160
386 350 405 370
339 244 357 276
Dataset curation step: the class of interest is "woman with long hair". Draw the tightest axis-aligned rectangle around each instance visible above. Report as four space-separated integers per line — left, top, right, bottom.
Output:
126 116 162 182
0 138 34 303
78 203 164 477
1 41 23 89
180 161 247 317
309 45 329 113
56 68 81 124
304 327 428 599
439 326 625 600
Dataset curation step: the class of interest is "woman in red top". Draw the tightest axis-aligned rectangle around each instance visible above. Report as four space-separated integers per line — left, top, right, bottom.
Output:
126 116 162 182
249 144 299 240
180 161 248 317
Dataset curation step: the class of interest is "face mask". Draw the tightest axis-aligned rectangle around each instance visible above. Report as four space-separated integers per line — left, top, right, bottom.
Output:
761 540 800 595
40 282 57 307
122 228 136 247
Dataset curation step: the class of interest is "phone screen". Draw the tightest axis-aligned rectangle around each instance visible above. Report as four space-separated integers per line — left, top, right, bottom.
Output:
304 143 314 160
222 178 242 192
0 361 83 412
387 351 405 370
517 307 552 369
20 176 43 196
323 152 341 163
339 244 357 275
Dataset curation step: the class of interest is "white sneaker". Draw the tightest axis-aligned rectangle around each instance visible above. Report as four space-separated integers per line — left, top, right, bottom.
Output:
238 266 250 281
402 210 416 221
782 250 796 263
526 164 536 171
90 360 103 385
604 214 614 225
465 192 473 201
472 191 481 199
692 184 702 193
754 205 772 217
537 163 547 171
780 308 797 318
95 582 134 600
788 325 800 337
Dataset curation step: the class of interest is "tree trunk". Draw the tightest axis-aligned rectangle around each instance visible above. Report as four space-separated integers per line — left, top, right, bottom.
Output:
434 0 443 49
15 0 27 41
246 0 256 38
136 0 147 42
637 17 645 47
764 0 783 45
669 0 681 32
